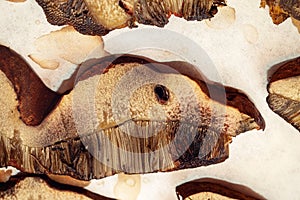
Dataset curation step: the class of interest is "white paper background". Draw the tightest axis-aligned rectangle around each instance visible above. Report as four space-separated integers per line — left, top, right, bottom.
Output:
0 0 300 199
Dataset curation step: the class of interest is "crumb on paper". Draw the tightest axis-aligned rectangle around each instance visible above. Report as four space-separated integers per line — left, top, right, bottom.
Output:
242 24 259 44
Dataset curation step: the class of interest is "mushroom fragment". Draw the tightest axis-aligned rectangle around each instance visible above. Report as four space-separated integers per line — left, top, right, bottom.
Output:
35 0 226 36
261 0 300 25
176 178 266 200
0 45 264 183
0 176 113 200
267 56 300 132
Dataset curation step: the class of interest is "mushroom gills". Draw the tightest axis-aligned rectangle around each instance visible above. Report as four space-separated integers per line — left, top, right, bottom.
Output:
267 56 300 131
267 57 300 131
268 94 300 130
0 121 231 180
35 0 226 35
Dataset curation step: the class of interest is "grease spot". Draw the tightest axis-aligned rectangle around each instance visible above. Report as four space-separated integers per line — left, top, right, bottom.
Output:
114 174 141 200
29 26 105 70
143 177 150 184
242 24 259 44
29 54 60 70
126 178 136 186
96 180 105 186
42 78 51 87
35 20 41 25
206 6 236 29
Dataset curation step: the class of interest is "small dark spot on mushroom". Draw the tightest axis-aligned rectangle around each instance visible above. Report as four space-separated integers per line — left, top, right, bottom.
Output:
154 84 170 104
227 94 236 101
209 6 218 16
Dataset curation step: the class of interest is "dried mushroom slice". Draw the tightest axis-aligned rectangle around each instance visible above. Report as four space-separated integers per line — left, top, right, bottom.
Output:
261 0 300 24
0 175 113 200
83 0 131 29
267 56 300 131
35 0 109 36
35 0 225 36
0 45 62 126
0 45 264 183
176 178 266 200
280 0 300 20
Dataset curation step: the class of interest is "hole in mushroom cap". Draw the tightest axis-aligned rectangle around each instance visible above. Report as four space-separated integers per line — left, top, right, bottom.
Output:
154 84 170 104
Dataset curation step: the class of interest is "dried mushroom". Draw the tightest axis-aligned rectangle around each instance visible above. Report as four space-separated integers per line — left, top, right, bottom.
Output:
261 0 300 24
0 45 264 184
176 178 266 200
35 0 226 36
29 26 107 70
267 56 300 132
0 175 112 200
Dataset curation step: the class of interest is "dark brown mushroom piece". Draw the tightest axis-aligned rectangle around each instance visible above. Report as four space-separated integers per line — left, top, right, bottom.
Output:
176 178 266 200
35 0 226 36
267 56 300 132
261 0 300 25
0 45 264 185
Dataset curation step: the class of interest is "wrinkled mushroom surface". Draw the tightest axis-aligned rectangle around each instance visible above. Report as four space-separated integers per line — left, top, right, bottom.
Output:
35 0 226 35
261 0 300 24
267 56 300 131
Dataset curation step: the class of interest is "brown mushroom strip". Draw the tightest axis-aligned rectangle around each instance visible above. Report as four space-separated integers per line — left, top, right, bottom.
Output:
0 45 62 126
0 45 264 182
35 0 225 36
176 178 266 200
267 56 300 132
